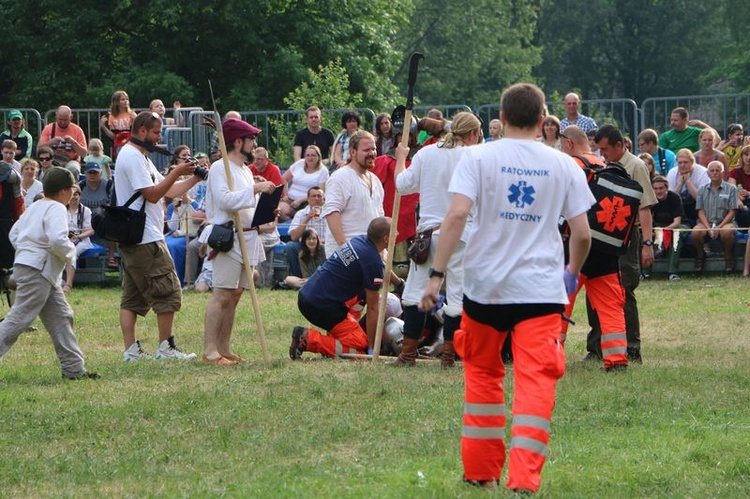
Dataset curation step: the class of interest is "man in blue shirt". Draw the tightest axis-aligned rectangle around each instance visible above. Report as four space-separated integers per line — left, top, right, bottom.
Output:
290 217 391 359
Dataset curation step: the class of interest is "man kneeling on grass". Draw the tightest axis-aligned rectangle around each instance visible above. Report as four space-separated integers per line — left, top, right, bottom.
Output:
290 217 391 359
0 167 100 380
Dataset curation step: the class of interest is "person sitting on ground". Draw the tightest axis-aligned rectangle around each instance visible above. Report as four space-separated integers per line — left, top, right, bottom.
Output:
637 128 675 175
19 158 43 208
538 115 561 149
289 217 392 359
83 138 113 181
0 167 100 380
718 123 747 171
149 99 183 127
692 161 738 273
284 186 326 279
694 128 727 174
658 107 709 153
639 152 656 180
2 139 22 172
1 110 33 161
667 148 710 226
332 110 362 168
99 90 137 159
279 144 329 221
375 112 394 156
283 228 326 290
293 106 335 163
62 184 95 292
38 105 87 164
649 176 686 281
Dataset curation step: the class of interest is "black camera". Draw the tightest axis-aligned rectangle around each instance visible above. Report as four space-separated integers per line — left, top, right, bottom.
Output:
185 156 209 180
194 165 209 181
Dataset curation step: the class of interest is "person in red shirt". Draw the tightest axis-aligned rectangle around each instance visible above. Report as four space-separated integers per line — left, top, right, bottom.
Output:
250 147 282 186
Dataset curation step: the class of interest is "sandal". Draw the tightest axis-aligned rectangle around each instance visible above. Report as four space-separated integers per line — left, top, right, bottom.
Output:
107 257 118 269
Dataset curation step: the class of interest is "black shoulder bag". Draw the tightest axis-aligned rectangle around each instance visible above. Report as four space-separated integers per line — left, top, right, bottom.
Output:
92 192 147 246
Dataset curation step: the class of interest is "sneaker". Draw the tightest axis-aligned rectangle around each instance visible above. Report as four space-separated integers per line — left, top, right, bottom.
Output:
289 326 307 360
669 273 680 281
155 336 197 360
64 371 102 380
123 340 154 363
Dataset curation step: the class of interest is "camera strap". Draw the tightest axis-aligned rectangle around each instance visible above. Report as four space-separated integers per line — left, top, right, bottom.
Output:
128 137 172 156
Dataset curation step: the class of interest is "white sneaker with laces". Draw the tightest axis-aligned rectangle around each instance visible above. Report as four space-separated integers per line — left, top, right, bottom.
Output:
155 336 197 360
123 340 154 363
668 273 680 281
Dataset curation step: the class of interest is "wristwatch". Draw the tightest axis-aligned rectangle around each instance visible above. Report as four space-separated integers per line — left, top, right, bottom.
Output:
428 268 445 279
643 239 654 247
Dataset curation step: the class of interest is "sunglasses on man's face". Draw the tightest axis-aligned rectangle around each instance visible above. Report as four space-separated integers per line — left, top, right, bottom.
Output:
39 157 52 162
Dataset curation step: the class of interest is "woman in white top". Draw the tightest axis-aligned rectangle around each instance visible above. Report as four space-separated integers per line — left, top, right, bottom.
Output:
63 184 95 291
20 158 44 207
279 144 329 220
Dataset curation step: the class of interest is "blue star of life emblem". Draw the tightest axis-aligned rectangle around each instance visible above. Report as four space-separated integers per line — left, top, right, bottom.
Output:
507 181 536 208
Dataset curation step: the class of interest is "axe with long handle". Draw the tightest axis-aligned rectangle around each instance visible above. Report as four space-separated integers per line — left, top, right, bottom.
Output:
372 52 424 360
209 81 271 366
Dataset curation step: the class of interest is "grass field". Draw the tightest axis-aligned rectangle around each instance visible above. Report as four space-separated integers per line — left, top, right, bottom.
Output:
1 276 749 497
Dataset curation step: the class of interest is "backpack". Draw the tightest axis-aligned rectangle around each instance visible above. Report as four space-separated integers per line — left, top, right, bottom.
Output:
574 155 644 255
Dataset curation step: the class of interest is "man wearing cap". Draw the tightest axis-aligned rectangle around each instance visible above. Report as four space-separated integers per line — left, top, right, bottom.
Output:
38 106 87 163
79 162 112 211
115 111 203 363
202 118 276 365
0 110 33 161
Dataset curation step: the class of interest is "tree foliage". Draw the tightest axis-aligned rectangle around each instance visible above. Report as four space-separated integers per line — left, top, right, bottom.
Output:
0 0 747 118
534 0 728 102
391 0 542 107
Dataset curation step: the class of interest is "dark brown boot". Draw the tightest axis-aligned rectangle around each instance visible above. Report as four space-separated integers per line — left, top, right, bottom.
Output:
391 338 418 367
441 340 456 368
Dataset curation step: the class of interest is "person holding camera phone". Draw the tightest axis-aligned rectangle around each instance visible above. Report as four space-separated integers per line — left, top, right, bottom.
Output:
202 118 276 365
115 111 203 363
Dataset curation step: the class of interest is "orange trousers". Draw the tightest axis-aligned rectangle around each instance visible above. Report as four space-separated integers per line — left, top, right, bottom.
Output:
304 313 369 358
561 272 627 368
455 312 565 493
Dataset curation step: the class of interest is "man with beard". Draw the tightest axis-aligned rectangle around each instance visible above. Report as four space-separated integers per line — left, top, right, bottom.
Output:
201 119 276 365
115 111 203 362
322 130 385 257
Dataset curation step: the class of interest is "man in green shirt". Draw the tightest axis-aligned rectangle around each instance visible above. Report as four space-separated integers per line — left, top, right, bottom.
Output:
658 107 709 153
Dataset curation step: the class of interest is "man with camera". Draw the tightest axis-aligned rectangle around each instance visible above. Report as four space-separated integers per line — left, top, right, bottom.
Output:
115 111 203 363
202 118 276 365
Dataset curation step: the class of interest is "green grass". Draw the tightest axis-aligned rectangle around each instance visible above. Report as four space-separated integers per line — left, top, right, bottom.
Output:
1 276 749 497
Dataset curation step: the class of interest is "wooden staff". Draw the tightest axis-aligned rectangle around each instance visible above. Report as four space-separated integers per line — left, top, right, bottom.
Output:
372 52 424 360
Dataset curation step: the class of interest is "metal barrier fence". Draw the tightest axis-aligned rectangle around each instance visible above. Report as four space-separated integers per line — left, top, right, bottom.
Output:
3 95 747 167
641 94 750 137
